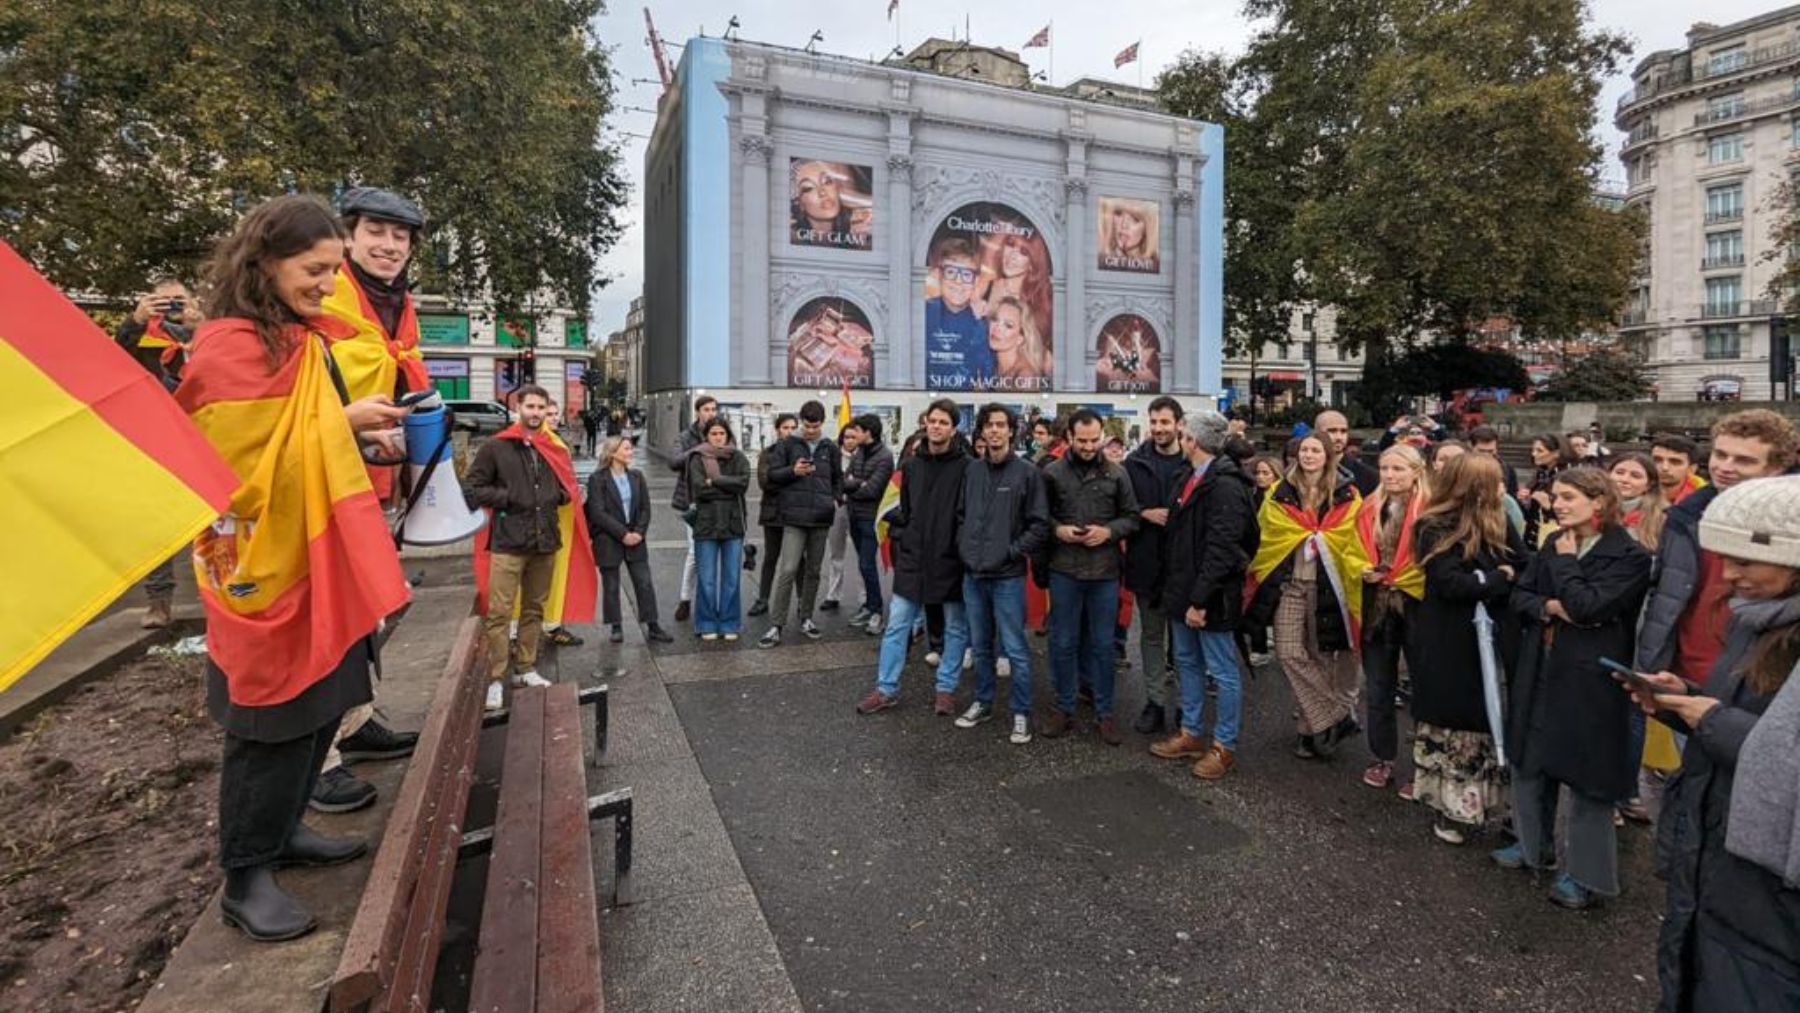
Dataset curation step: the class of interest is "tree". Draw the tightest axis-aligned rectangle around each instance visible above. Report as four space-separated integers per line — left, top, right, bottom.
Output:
1533 345 1653 402
0 0 626 313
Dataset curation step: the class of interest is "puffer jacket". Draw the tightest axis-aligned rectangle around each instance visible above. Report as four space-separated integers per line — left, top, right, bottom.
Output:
842 442 895 523
764 433 843 528
1635 484 1717 674
1041 451 1140 581
1159 455 1257 631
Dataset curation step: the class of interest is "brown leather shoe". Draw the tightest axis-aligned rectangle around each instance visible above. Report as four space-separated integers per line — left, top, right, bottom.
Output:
1150 730 1208 760
933 691 956 716
142 600 173 630
1192 744 1236 780
1039 710 1073 738
1098 716 1123 746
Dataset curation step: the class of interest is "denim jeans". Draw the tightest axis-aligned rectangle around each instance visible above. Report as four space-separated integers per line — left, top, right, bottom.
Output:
850 518 883 613
1049 572 1119 717
1170 624 1243 749
694 538 744 634
876 594 968 699
963 575 1032 714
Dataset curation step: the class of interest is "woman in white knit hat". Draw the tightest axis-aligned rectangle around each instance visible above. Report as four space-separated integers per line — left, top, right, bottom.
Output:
1618 474 1800 1013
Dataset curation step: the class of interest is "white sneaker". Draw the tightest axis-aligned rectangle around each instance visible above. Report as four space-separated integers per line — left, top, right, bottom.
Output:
954 702 994 728
1009 714 1032 745
485 681 505 712
512 670 552 688
996 656 1012 678
925 650 942 666
865 613 884 635
962 648 973 671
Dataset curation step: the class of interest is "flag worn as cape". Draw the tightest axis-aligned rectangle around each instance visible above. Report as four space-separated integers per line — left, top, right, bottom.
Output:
0 242 239 691
1244 481 1369 645
176 316 410 706
1354 491 1425 600
136 315 187 367
1669 471 1707 505
874 470 903 571
320 264 430 398
473 426 598 626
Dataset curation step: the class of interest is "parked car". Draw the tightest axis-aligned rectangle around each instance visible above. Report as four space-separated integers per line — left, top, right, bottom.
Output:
444 399 511 434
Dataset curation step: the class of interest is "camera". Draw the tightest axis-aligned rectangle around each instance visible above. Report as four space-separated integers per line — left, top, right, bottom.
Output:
163 297 185 319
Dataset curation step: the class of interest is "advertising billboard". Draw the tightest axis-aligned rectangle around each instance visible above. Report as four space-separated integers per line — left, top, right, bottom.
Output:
923 202 1053 392
787 297 876 389
1095 314 1163 394
788 159 874 250
1097 197 1160 274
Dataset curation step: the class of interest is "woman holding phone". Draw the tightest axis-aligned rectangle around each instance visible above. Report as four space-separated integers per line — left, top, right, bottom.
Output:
1498 467 1651 909
1619 475 1800 1011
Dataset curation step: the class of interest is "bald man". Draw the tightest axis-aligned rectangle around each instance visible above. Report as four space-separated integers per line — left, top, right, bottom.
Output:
1313 410 1379 495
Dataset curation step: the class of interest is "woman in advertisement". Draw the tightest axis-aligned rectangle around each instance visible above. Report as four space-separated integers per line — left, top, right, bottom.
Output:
974 231 1053 333
1098 198 1160 273
789 160 873 250
985 296 1052 391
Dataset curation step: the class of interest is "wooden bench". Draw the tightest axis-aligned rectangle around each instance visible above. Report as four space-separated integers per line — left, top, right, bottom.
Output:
328 617 630 1013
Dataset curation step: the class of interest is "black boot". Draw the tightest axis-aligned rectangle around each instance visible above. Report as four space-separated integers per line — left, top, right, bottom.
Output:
747 599 769 617
221 866 316 942
276 823 368 869
645 623 674 644
1134 702 1166 736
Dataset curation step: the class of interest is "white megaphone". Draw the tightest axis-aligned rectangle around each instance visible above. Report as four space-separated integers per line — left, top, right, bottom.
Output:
400 398 488 545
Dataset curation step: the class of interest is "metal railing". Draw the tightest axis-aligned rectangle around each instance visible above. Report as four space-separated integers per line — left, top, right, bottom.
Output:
1617 40 1800 115
1703 253 1746 269
1694 90 1800 127
1699 299 1777 319
1705 208 1744 224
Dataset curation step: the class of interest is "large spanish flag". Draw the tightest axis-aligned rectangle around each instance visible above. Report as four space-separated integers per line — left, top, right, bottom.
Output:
473 426 598 626
176 316 410 705
1353 491 1426 601
1244 481 1369 646
0 242 239 691
321 266 429 501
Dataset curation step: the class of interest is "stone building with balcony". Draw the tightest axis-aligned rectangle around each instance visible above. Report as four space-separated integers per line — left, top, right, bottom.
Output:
1616 8 1800 400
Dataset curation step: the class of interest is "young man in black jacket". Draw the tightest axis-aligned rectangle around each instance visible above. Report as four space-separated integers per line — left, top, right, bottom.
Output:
670 395 719 622
1122 395 1189 734
760 400 843 647
748 413 798 616
841 414 895 631
952 404 1050 742
1149 411 1255 780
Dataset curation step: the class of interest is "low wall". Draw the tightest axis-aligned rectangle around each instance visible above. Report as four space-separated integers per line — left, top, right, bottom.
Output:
1483 400 1800 439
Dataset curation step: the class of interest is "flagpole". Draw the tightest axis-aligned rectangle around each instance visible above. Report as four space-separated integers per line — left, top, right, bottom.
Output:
1049 20 1054 86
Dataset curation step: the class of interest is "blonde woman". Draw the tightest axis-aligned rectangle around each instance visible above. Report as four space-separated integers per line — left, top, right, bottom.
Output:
1354 444 1430 791
1100 199 1160 271
986 296 1052 389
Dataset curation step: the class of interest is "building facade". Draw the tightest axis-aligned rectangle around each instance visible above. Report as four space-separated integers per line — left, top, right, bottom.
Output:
602 295 645 404
1617 8 1800 401
640 35 1224 454
410 294 593 416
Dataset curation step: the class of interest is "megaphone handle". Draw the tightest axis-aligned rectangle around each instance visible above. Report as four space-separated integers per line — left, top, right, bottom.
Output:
391 417 459 548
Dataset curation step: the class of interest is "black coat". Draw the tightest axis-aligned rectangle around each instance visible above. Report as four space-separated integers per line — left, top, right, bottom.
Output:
685 450 751 541
755 444 781 528
1656 617 1800 1013
1160 456 1257 632
1041 452 1140 581
1244 479 1358 652
1403 519 1526 732
889 437 970 604
463 435 568 555
584 467 650 568
1121 441 1189 598
842 443 895 523
1506 526 1651 801
957 452 1050 580
764 434 843 528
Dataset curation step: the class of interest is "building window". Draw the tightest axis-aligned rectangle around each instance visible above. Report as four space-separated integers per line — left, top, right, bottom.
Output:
1707 132 1745 164
1707 44 1748 77
1706 182 1744 223
1704 276 1743 316
1300 311 1315 334
1336 344 1350 361
1705 230 1744 268
1706 92 1745 122
1703 326 1742 360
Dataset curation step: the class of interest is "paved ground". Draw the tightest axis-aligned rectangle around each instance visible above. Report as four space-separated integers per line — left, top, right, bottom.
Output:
573 455 1663 1013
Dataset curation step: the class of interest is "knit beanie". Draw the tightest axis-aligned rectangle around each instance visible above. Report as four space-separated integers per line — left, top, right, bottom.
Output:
1698 475 1800 569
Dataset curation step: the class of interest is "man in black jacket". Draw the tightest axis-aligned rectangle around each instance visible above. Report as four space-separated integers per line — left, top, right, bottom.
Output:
464 386 569 711
1041 410 1140 743
1122 395 1188 734
748 413 798 616
670 395 719 621
841 414 895 631
1316 409 1378 495
950 404 1050 742
857 400 972 716
1148 411 1255 780
760 400 843 647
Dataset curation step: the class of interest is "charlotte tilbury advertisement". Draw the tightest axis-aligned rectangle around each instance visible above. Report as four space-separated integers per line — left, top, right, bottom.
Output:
788 159 874 250
1097 196 1160 273
922 202 1054 392
1095 314 1162 393
786 297 875 388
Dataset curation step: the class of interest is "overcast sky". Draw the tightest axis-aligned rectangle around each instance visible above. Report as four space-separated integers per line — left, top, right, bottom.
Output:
587 0 1777 341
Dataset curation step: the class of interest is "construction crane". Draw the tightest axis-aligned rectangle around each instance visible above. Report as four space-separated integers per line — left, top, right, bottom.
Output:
644 7 673 91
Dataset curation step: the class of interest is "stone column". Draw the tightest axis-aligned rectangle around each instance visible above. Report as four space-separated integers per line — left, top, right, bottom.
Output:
738 131 774 386
1171 182 1197 395
1063 174 1089 392
886 151 915 389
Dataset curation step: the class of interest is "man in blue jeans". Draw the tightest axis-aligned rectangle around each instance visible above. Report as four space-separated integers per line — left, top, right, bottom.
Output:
857 400 972 716
954 403 1051 743
1150 410 1255 779
1040 409 1139 744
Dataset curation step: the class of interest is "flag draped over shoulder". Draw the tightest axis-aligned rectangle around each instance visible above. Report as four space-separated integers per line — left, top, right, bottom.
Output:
0 242 239 691
1244 481 1369 644
136 316 187 367
175 316 410 706
1354 492 1425 601
320 265 430 398
874 470 903 571
1669 472 1707 505
472 426 598 626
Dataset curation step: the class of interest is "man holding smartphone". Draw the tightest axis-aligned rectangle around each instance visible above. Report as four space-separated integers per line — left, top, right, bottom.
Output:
760 400 843 647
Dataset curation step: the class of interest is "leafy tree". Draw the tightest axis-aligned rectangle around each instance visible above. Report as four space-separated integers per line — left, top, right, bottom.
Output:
0 0 625 313
1533 344 1653 402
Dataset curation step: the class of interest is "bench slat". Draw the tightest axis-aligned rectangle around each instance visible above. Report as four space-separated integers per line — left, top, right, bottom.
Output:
535 684 604 1013
331 617 483 1012
467 685 548 1013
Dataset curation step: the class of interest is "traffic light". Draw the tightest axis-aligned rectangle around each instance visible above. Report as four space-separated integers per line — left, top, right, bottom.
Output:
521 345 536 383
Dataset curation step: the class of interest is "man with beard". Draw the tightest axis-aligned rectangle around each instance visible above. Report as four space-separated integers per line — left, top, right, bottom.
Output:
1315 409 1378 495
1123 396 1188 734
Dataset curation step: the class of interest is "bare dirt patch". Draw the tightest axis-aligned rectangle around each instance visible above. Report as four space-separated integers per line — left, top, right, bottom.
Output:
0 653 219 1013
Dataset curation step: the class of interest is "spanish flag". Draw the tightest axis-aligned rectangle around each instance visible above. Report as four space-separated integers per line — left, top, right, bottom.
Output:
135 315 188 368
472 426 598 626
0 243 239 691
837 379 853 431
176 316 411 705
321 266 430 500
1669 471 1707 505
874 471 903 571
1353 491 1426 601
1244 481 1370 645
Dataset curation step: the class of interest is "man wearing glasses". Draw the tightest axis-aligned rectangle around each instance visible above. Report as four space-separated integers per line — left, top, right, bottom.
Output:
924 239 995 390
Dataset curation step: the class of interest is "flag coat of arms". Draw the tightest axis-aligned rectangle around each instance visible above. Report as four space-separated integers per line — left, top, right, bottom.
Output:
0 242 239 690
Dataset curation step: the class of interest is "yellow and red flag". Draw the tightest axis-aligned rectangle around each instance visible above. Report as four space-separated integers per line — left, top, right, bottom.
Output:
176 316 410 705
1244 481 1369 645
135 315 188 367
1353 491 1426 601
0 243 240 690
1669 471 1707 505
321 265 430 501
473 426 598 626
836 379 853 431
873 470 904 571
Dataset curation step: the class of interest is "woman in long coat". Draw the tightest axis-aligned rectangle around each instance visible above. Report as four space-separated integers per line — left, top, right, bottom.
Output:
586 436 675 645
1499 466 1651 909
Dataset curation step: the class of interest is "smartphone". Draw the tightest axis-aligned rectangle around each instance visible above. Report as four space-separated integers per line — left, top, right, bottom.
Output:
396 389 437 408
1599 657 1659 694
1072 525 1090 536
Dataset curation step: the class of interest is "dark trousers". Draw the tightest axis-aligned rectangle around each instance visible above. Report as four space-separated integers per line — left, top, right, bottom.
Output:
1050 573 1120 717
849 518 883 613
756 525 784 602
218 722 338 869
1361 634 1404 763
602 557 661 626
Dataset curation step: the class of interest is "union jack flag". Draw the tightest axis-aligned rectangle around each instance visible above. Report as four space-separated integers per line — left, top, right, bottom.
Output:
1114 41 1139 68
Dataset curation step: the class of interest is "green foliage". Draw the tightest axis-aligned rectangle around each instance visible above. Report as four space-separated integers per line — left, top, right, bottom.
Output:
0 0 625 313
1533 345 1653 402
1398 344 1530 399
